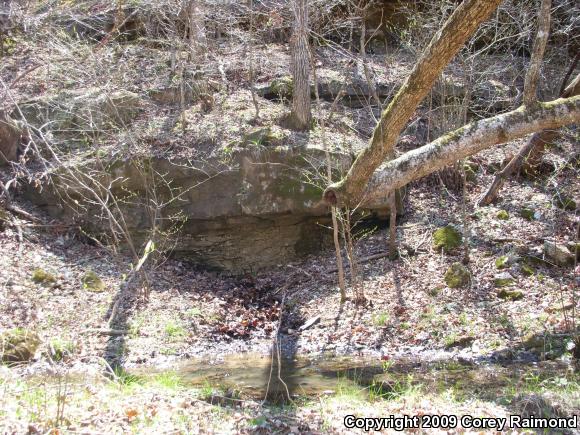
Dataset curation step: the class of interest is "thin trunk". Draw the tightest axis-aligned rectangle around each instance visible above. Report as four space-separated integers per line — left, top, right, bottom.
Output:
460 60 471 264
185 0 206 56
523 0 551 106
310 43 346 301
526 68 580 168
323 0 503 207
289 0 312 131
359 7 398 258
248 0 260 120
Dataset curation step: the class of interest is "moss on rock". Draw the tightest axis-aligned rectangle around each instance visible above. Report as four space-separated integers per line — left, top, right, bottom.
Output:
553 194 577 211
433 226 462 252
444 262 471 288
242 127 285 147
269 76 293 100
82 270 105 292
32 268 57 285
495 253 519 270
521 263 535 276
495 255 509 269
544 241 574 267
519 208 535 221
497 288 524 301
1 329 41 364
494 272 515 287
496 210 509 220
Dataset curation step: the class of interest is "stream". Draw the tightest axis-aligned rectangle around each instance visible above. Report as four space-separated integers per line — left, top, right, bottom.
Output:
140 353 579 404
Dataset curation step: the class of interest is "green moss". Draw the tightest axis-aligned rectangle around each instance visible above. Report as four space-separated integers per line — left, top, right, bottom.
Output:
463 164 477 182
428 286 443 297
371 312 390 327
32 268 57 285
444 335 474 349
82 270 105 292
497 289 524 301
242 127 285 147
1 329 41 364
444 262 471 288
269 76 293 99
519 208 535 221
521 263 535 276
164 321 187 340
432 226 462 252
496 210 509 220
494 273 515 288
568 242 580 260
495 256 509 269
553 195 577 211
49 338 75 362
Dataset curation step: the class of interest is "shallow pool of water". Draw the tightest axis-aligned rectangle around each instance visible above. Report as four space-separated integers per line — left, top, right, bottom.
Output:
144 353 578 403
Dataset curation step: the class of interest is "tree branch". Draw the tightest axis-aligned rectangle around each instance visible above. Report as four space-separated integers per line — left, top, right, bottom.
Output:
478 72 580 206
356 96 580 208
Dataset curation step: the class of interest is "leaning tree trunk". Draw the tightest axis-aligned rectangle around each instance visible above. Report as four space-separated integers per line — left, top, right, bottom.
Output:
323 0 503 207
357 96 580 207
288 0 312 131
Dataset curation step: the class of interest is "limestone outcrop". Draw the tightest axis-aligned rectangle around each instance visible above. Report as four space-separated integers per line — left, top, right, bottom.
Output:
23 145 394 272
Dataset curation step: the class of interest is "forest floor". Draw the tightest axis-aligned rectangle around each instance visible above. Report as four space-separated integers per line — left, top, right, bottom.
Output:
1 133 579 433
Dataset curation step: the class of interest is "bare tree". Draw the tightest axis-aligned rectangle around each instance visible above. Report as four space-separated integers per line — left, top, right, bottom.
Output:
477 72 579 206
288 0 312 131
356 1 398 258
477 0 577 206
310 55 347 301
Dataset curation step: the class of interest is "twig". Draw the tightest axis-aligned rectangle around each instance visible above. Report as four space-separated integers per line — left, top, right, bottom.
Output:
326 243 423 274
82 328 128 336
326 251 390 273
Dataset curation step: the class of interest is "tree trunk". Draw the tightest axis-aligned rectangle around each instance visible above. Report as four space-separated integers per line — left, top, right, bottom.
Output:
289 0 312 131
357 96 580 207
522 0 551 106
323 0 503 207
185 0 206 55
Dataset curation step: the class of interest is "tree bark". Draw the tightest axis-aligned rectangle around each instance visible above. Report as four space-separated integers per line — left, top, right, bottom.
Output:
323 0 502 207
356 96 580 207
289 0 312 131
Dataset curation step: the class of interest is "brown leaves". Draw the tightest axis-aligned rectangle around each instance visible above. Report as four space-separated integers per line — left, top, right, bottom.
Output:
215 302 280 338
124 408 138 422
212 278 282 339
